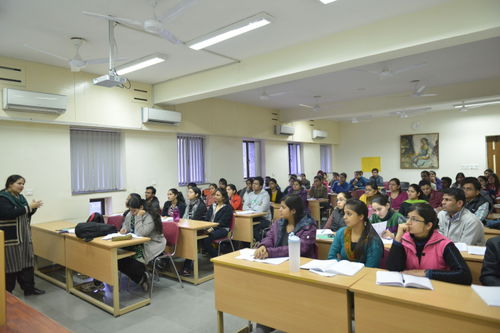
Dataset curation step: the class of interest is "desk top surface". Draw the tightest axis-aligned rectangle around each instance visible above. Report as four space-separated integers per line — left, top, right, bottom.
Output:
31 220 76 231
234 211 268 218
484 227 500 235
212 251 374 289
176 219 219 230
307 198 329 202
350 269 500 323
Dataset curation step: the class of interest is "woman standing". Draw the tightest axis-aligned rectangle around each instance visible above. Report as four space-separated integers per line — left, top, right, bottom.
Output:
161 188 187 218
387 178 408 211
398 184 427 217
323 192 352 232
0 175 44 295
119 196 166 292
327 199 383 267
226 184 242 211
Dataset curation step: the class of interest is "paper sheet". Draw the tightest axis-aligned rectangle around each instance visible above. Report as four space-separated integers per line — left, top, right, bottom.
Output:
468 246 486 256
372 221 387 237
101 233 140 240
235 210 256 215
235 249 289 265
161 216 174 222
316 229 334 236
454 242 468 252
472 285 500 306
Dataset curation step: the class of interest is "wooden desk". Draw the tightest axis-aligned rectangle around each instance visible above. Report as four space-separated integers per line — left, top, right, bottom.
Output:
1 293 70 333
484 227 500 240
212 251 371 333
232 212 267 244
307 198 329 224
316 238 333 260
271 203 282 221
328 193 337 208
31 221 76 289
460 251 484 285
350 269 500 332
163 219 218 285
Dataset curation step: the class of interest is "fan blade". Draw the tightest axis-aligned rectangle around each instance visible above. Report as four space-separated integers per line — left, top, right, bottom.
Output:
24 44 69 62
420 93 438 97
159 0 199 22
268 91 288 97
392 63 427 75
84 58 111 65
157 27 183 44
82 11 143 29
415 85 426 95
299 104 313 109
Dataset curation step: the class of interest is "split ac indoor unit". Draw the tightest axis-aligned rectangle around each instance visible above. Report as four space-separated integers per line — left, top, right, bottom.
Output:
312 129 328 139
275 124 295 136
141 107 181 124
2 88 67 114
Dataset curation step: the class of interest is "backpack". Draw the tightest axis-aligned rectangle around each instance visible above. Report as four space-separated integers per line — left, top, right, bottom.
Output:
75 222 116 242
86 212 105 223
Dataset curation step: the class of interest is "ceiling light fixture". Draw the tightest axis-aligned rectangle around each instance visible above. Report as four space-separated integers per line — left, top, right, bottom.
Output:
351 117 359 124
453 99 500 109
319 0 338 4
116 53 167 75
188 12 272 50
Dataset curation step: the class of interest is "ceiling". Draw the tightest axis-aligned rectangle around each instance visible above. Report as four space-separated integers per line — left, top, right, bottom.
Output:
1 0 499 123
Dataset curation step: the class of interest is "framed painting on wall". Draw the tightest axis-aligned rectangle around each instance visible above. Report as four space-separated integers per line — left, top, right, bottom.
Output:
400 133 439 169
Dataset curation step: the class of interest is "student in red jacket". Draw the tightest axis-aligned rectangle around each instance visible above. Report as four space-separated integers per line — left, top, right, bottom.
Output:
387 203 471 285
226 184 242 211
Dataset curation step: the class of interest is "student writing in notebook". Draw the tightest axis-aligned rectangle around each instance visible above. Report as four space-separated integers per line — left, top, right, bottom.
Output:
369 194 406 239
387 203 472 285
327 199 383 267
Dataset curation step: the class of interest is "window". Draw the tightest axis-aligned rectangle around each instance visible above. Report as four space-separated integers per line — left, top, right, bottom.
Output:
320 144 332 172
242 140 262 178
288 143 303 175
70 129 123 194
89 198 105 215
177 135 205 185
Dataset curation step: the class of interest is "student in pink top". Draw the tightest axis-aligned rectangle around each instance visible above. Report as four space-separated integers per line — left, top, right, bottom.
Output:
388 178 408 211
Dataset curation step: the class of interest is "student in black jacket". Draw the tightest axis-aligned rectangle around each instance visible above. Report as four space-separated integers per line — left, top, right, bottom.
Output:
266 178 283 203
161 188 187 218
480 236 500 286
182 187 207 276
200 188 234 258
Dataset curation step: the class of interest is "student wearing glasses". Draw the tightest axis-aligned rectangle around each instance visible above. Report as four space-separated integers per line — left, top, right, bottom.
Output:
387 203 472 285
359 182 380 206
398 184 427 218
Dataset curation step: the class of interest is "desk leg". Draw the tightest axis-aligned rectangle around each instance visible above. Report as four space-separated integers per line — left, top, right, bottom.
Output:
193 231 199 285
217 311 224 333
111 249 120 316
65 267 73 292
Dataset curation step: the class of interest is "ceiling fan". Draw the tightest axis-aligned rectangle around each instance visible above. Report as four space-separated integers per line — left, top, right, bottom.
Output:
83 0 199 44
299 96 321 111
24 37 110 72
390 107 432 118
411 80 437 97
259 89 288 101
355 62 427 80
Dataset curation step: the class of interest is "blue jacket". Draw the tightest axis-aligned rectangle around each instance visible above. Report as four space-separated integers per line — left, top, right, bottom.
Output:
349 177 367 190
332 181 351 193
327 226 383 268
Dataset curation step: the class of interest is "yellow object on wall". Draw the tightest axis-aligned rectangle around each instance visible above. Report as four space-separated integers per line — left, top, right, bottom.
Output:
361 157 381 173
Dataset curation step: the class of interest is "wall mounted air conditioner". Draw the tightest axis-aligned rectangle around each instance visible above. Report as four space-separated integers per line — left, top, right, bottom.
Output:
275 124 295 136
2 88 67 114
141 107 181 124
312 129 328 139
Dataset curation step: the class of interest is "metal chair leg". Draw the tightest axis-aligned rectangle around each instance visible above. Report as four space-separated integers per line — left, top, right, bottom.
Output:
168 256 184 288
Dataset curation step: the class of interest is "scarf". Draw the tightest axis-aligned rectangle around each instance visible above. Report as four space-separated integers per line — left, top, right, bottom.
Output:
343 227 356 261
0 190 28 209
404 199 427 204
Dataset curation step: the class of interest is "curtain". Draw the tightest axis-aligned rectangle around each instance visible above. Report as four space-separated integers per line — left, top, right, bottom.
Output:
288 143 302 175
320 144 332 172
178 135 205 185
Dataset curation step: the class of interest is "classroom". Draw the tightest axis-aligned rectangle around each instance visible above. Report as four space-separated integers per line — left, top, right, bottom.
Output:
0 0 500 332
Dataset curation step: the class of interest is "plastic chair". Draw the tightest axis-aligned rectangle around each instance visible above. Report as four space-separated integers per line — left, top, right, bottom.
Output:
107 215 124 230
150 222 183 297
212 216 236 256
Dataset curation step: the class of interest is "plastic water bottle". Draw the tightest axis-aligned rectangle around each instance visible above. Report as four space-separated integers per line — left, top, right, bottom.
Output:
173 207 180 222
288 232 300 273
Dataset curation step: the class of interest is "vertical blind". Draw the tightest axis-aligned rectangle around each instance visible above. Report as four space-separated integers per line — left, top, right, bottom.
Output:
242 140 261 178
320 144 332 172
288 143 303 175
178 135 205 185
70 129 123 194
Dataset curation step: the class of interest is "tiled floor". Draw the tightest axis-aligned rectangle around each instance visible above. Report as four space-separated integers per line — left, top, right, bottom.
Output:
12 273 248 333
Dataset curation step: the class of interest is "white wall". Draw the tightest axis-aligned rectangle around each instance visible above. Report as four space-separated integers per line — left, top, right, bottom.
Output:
333 105 500 184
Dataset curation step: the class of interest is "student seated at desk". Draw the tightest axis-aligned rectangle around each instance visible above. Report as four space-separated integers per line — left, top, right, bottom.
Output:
119 196 166 291
387 203 472 285
369 194 406 239
331 172 350 194
327 199 383 268
123 192 142 217
161 188 187 218
480 236 500 286
266 178 283 204
398 184 427 217
254 194 317 259
204 183 217 207
359 182 380 206
323 192 351 232
226 184 242 211
387 178 408 211
244 176 272 242
287 179 309 213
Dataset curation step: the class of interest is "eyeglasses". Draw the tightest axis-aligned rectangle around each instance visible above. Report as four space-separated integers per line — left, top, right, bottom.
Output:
407 216 426 223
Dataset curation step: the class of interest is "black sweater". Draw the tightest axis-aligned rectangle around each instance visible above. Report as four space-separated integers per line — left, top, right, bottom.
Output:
387 234 472 285
206 204 233 229
480 236 500 286
162 201 187 217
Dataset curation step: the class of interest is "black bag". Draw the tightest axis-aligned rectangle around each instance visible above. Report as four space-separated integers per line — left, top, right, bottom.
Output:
86 212 105 223
75 222 116 242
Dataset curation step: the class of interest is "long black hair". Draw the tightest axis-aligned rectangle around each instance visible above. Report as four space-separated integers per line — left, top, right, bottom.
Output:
3 174 25 191
127 196 162 235
344 199 382 262
214 188 230 205
282 194 305 225
169 188 186 204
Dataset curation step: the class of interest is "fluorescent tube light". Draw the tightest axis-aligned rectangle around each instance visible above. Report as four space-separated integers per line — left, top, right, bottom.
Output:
453 99 500 109
116 54 167 75
319 0 338 4
188 13 272 50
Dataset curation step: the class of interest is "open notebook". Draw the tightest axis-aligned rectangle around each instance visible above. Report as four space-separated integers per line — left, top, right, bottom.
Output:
300 260 364 277
376 271 434 290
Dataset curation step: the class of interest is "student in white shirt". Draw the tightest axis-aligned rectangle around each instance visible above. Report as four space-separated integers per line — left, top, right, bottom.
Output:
243 176 271 241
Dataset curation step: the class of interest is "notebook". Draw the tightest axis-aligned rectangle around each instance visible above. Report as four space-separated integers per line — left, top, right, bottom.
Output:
376 271 434 290
300 260 364 277
235 248 289 265
471 285 500 306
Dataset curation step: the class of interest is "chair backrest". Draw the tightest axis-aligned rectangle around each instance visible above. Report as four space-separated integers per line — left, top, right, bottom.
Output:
107 215 124 230
352 189 365 200
162 222 179 246
379 247 390 269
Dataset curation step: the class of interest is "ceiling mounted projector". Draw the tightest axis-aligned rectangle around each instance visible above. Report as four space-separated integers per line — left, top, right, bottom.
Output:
93 72 126 87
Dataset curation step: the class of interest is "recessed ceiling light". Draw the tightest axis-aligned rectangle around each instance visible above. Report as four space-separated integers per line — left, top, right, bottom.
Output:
188 13 272 50
453 99 500 109
319 0 338 4
116 53 167 75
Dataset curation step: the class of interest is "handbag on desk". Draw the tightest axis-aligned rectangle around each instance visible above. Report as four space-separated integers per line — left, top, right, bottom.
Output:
0 219 21 246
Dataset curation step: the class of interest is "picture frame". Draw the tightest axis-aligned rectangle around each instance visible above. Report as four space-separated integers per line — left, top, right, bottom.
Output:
400 133 439 169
